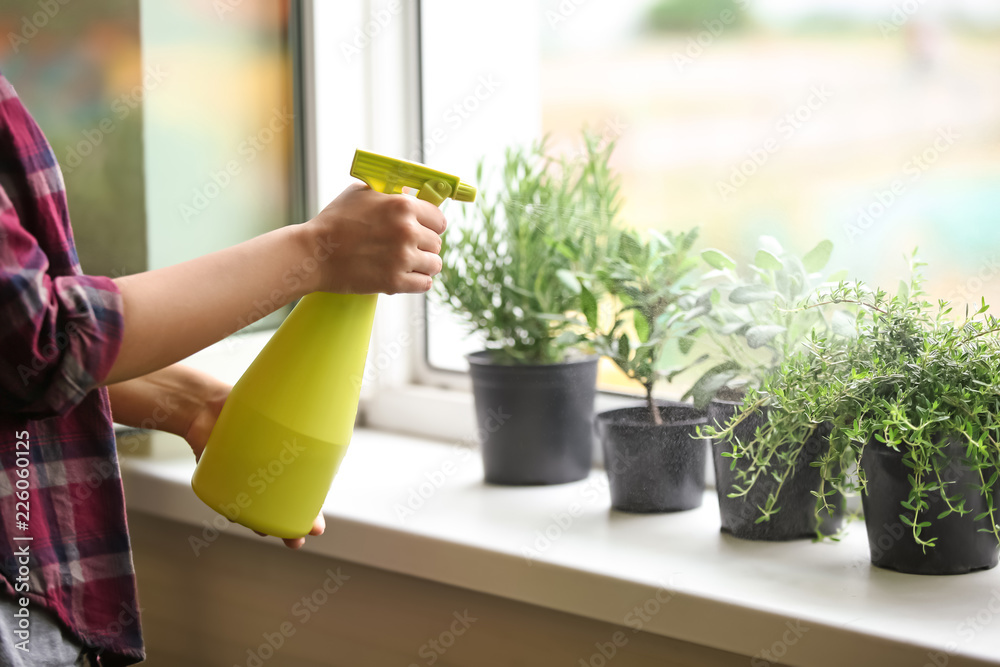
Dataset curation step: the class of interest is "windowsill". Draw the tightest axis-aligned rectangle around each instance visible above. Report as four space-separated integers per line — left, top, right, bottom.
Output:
120 428 1000 667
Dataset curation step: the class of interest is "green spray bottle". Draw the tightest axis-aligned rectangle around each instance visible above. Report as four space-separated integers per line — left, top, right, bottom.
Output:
191 150 476 538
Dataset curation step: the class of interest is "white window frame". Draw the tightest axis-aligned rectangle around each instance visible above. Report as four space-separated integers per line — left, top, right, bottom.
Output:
309 0 466 442
309 0 636 445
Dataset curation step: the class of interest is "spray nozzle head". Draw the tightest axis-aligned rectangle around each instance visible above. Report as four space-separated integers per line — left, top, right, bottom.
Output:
350 149 477 206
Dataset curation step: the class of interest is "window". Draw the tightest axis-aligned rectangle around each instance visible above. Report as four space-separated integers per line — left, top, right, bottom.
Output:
415 0 1000 403
4 0 305 329
13 1 998 441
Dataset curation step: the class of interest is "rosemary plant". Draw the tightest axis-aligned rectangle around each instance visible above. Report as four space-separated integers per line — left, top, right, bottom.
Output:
437 133 621 364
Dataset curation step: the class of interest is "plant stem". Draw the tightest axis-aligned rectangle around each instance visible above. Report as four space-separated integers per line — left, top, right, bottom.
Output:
647 384 662 425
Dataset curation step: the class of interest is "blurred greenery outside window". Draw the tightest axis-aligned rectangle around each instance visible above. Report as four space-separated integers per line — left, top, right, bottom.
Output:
422 0 1000 397
1 0 302 331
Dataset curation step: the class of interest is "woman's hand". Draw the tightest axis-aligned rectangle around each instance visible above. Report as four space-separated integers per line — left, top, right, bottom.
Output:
106 184 449 385
108 364 325 549
305 183 448 295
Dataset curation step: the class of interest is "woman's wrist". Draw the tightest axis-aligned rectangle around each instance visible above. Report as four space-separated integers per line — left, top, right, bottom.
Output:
286 220 335 297
107 365 226 438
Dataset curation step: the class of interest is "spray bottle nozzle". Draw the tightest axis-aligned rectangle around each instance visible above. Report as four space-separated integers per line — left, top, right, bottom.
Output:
350 149 477 205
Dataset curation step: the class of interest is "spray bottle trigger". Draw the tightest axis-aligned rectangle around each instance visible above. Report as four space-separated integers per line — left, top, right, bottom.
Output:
416 179 452 206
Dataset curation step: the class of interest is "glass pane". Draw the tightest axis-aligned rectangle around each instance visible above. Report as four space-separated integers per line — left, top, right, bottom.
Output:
140 0 296 271
2 0 147 277
422 0 1000 396
2 0 298 315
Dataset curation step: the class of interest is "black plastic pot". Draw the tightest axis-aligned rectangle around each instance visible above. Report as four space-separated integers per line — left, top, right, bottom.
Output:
467 351 598 485
709 400 844 541
861 439 1000 575
595 404 708 513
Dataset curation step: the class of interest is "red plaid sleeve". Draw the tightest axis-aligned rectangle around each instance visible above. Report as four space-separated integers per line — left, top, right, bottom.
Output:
0 71 143 665
0 77 124 418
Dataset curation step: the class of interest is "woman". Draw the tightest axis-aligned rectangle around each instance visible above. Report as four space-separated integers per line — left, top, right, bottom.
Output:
0 70 447 665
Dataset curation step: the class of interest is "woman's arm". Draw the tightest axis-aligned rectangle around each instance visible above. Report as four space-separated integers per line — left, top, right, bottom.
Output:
106 363 230 450
107 363 325 549
104 184 446 385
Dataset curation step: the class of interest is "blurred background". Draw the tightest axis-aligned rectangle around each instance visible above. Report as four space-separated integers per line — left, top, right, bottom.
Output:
0 0 298 334
423 0 1000 391
2 0 999 391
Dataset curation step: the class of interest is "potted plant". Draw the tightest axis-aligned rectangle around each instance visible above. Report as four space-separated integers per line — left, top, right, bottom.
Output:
437 133 619 485
692 236 850 539
589 226 708 512
728 265 1000 574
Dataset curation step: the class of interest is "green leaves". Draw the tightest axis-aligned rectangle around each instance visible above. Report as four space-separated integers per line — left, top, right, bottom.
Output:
831 310 858 339
556 269 582 295
589 226 703 412
580 285 598 330
745 325 787 349
702 248 736 270
730 284 777 304
693 235 848 405
633 309 650 343
617 333 631 362
684 360 741 409
754 249 783 272
437 132 622 364
712 267 1000 550
802 240 833 273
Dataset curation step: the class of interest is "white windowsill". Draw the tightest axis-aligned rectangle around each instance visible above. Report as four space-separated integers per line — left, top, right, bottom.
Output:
120 427 1000 667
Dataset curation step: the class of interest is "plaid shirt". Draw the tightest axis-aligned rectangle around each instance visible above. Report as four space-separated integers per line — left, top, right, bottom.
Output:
0 73 143 665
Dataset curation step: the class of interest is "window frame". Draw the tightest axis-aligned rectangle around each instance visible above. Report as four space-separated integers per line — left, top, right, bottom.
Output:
308 0 470 440
307 0 641 443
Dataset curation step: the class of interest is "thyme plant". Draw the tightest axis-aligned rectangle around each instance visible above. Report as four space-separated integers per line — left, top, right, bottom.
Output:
706 259 1000 549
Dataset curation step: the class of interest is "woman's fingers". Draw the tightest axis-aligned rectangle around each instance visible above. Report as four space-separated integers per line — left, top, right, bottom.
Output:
412 198 448 235
415 224 443 254
410 249 443 277
245 512 324 550
278 514 326 549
